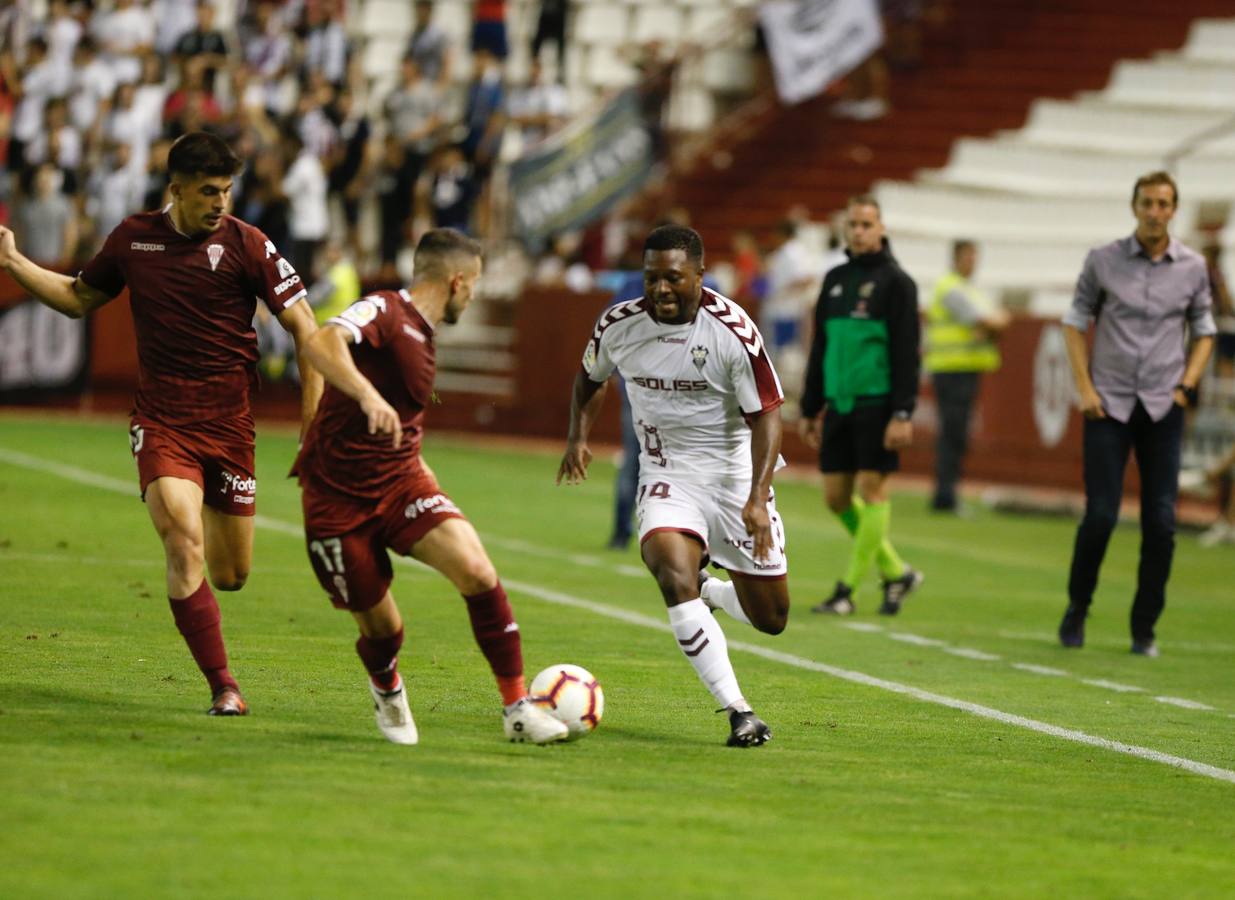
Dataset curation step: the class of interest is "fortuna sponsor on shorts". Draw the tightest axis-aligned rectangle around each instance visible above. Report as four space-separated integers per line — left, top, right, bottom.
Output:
220 471 257 496
130 241 165 251
405 494 460 520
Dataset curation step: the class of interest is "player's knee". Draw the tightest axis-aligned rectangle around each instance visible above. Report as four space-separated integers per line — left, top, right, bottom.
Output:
212 570 248 592
825 494 850 514
455 558 498 596
162 530 204 571
755 610 788 636
652 569 695 605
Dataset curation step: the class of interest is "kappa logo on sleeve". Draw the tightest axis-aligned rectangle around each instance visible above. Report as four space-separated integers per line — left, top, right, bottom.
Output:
264 240 277 259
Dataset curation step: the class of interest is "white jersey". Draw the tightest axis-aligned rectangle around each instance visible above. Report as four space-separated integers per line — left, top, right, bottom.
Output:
583 288 785 482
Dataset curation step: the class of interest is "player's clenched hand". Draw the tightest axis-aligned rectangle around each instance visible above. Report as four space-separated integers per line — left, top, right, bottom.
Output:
1077 386 1106 420
0 225 16 268
798 414 822 450
556 442 592 485
360 391 402 447
742 498 773 562
884 418 912 450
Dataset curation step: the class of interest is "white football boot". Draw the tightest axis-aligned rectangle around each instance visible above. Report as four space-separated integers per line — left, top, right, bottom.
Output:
369 678 419 745
503 698 569 744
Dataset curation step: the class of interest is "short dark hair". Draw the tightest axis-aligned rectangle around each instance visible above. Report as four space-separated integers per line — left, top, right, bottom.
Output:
952 239 976 260
1132 170 1178 208
412 228 483 283
847 194 881 214
644 224 704 267
168 132 242 180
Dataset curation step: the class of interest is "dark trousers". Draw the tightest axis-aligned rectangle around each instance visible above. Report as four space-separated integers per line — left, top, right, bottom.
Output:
609 382 641 547
1067 402 1184 642
931 371 981 510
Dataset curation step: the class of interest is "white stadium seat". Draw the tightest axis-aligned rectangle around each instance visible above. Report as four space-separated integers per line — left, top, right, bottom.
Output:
632 7 684 46
1182 19 1235 64
358 0 413 37
574 6 630 46
586 45 638 89
1104 59 1235 112
1017 98 1235 157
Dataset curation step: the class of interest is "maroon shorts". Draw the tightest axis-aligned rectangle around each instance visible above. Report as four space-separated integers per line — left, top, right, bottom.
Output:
129 412 257 516
302 468 467 611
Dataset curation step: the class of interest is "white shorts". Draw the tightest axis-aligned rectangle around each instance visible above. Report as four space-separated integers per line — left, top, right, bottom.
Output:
636 475 788 578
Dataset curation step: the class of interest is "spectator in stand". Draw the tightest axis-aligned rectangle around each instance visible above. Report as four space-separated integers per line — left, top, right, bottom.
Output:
162 77 223 142
374 134 417 281
17 163 77 266
87 142 146 237
235 147 290 252
472 0 508 61
327 89 370 262
302 0 349 89
173 1 230 96
142 137 173 210
133 52 170 143
730 229 765 306
68 37 118 137
407 1 453 87
154 0 199 56
923 240 1010 514
762 218 821 390
295 77 340 161
281 131 330 280
10 37 57 172
24 98 83 176
1203 243 1235 380
385 56 444 181
92 0 156 86
506 57 569 150
461 46 505 236
39 0 82 94
423 144 477 234
531 0 567 74
242 1 293 115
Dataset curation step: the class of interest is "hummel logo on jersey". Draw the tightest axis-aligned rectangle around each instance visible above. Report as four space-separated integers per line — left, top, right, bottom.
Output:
691 345 709 370
207 243 224 271
130 241 164 252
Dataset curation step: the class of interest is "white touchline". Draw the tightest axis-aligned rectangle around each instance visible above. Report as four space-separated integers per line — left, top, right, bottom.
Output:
1081 679 1144 694
1011 663 1069 677
3 444 1234 787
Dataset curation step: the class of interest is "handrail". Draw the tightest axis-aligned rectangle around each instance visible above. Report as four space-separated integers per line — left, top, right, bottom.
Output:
1163 110 1235 170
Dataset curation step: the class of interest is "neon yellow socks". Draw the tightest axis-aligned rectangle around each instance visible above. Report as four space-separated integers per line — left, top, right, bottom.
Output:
835 497 905 586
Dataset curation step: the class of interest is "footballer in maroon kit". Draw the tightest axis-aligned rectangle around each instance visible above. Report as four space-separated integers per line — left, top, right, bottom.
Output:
293 228 567 745
0 132 322 716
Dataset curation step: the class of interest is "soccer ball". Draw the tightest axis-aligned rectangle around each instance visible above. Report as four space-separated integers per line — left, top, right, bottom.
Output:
530 664 604 740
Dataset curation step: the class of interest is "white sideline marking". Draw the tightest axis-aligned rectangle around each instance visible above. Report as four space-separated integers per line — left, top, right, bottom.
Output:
1081 679 1144 694
841 622 884 633
4 445 1235 786
888 633 947 647
1011 663 1070 677
1156 697 1216 711
943 647 1001 662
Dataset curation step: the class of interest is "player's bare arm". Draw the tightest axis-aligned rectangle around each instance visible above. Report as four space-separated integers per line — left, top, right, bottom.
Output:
884 418 913 451
0 225 112 319
277 300 325 437
557 370 607 485
743 409 782 561
303 323 403 447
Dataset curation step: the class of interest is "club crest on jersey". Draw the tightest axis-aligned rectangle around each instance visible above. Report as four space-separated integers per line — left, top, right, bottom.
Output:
859 281 875 299
207 244 225 271
691 345 708 370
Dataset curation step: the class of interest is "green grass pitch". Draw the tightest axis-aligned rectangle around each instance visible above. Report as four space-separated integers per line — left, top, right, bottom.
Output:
2 414 1234 898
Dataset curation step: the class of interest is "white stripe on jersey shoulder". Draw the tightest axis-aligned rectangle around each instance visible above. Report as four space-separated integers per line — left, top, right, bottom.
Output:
700 288 764 357
328 315 364 344
399 289 411 303
281 288 307 308
591 296 648 341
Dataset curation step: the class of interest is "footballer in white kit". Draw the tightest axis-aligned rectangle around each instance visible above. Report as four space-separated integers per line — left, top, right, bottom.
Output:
558 225 793 748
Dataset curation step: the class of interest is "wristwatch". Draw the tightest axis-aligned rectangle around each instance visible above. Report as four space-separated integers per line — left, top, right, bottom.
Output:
892 410 912 422
1176 384 1198 407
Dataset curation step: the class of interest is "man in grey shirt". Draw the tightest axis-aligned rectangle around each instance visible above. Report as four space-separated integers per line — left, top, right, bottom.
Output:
1059 171 1216 657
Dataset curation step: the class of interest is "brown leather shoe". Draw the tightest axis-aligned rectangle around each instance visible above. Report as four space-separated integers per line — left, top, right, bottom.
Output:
208 687 249 716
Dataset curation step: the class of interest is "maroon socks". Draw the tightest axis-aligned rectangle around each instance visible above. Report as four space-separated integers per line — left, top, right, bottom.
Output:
169 580 237 695
464 583 526 705
356 628 404 692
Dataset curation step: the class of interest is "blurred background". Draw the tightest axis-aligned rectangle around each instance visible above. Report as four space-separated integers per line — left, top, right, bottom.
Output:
1 0 1233 538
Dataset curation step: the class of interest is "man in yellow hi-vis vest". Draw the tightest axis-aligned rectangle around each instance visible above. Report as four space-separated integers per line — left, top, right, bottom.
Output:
924 240 1009 512
309 242 362 325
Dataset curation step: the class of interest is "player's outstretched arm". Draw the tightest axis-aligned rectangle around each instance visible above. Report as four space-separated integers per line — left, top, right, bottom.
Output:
557 369 607 485
0 225 111 319
303 324 403 447
277 300 325 437
743 408 782 561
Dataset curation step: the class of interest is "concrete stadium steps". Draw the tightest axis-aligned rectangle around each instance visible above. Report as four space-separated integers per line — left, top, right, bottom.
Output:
672 0 1233 255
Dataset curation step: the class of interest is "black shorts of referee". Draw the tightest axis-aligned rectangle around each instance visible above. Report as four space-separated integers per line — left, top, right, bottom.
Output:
819 403 899 473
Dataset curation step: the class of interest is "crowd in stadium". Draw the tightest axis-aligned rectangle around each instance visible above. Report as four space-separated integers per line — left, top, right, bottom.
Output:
0 0 578 287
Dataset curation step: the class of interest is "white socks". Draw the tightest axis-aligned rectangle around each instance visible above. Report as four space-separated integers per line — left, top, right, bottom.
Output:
667 598 745 710
700 576 752 626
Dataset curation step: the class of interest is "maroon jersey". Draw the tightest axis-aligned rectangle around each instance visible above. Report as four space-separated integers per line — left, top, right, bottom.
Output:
294 289 437 500
79 208 305 423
